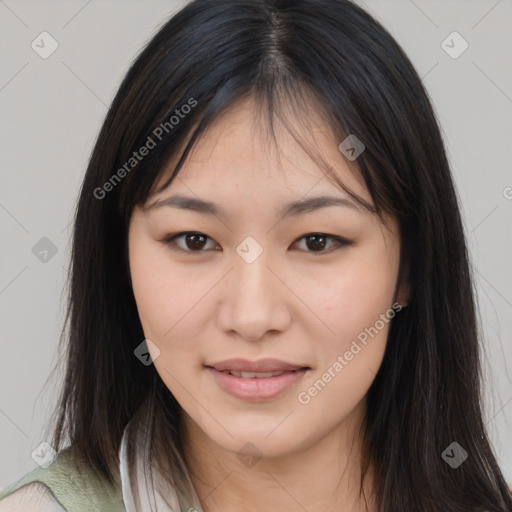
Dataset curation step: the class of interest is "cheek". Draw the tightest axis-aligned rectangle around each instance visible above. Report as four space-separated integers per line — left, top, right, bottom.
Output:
294 260 396 425
301 247 398 337
294 244 399 405
129 242 215 381
129 246 171 337
130 239 193 336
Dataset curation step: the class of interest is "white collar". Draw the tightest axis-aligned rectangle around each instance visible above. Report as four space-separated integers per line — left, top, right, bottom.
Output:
118 398 203 512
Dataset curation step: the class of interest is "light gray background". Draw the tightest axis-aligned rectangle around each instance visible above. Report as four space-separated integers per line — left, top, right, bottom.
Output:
0 0 511 489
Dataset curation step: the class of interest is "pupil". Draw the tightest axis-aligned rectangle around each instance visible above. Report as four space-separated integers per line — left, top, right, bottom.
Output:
187 233 206 250
307 234 326 251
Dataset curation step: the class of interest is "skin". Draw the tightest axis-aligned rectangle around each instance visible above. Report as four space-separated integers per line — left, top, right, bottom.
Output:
128 95 408 512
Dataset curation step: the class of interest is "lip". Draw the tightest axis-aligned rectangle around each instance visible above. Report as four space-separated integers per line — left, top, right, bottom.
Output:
205 358 310 402
206 358 308 373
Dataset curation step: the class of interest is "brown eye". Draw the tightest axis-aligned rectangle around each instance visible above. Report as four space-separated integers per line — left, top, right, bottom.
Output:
294 233 351 254
163 232 219 253
183 233 208 250
305 234 328 251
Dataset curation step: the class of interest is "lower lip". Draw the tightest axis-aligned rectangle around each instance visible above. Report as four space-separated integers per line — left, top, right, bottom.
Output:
207 368 308 401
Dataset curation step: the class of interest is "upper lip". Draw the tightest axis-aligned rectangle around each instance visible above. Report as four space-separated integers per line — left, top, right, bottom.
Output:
206 358 309 372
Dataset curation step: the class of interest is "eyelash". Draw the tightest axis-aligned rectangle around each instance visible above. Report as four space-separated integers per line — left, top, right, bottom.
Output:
160 231 352 256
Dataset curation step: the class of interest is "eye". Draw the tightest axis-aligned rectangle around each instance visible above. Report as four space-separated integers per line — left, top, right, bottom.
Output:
292 233 352 254
162 232 220 253
161 231 351 255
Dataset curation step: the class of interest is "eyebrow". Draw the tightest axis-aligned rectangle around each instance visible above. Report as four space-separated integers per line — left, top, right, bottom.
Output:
144 193 372 219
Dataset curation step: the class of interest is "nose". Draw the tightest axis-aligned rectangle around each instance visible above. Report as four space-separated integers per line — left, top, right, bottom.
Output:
216 250 291 342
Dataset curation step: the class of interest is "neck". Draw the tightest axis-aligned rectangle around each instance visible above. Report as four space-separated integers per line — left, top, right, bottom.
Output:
181 400 377 512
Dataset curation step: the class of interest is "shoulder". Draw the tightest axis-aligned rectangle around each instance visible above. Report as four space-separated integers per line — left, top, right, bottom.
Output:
0 482 65 511
0 448 126 512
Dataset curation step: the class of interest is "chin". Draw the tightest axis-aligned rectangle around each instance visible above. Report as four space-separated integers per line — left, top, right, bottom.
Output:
199 417 308 460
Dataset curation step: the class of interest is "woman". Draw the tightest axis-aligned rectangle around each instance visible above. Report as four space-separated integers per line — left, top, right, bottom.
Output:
1 0 511 510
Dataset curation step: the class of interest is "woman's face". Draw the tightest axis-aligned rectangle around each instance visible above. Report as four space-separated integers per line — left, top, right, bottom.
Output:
128 96 407 459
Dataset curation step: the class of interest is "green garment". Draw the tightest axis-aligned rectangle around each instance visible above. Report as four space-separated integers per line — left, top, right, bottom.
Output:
0 448 126 512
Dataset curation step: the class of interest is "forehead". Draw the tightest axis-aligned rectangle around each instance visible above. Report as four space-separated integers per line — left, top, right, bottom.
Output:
149 95 371 205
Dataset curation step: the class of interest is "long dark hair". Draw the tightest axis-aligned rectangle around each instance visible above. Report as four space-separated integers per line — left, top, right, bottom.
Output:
46 0 512 510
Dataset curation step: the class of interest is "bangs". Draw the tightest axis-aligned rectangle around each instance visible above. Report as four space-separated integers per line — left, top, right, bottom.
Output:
119 78 384 232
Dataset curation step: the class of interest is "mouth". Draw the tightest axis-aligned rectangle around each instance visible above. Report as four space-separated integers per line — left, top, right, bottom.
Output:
204 358 311 401
206 357 310 373
214 369 294 378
